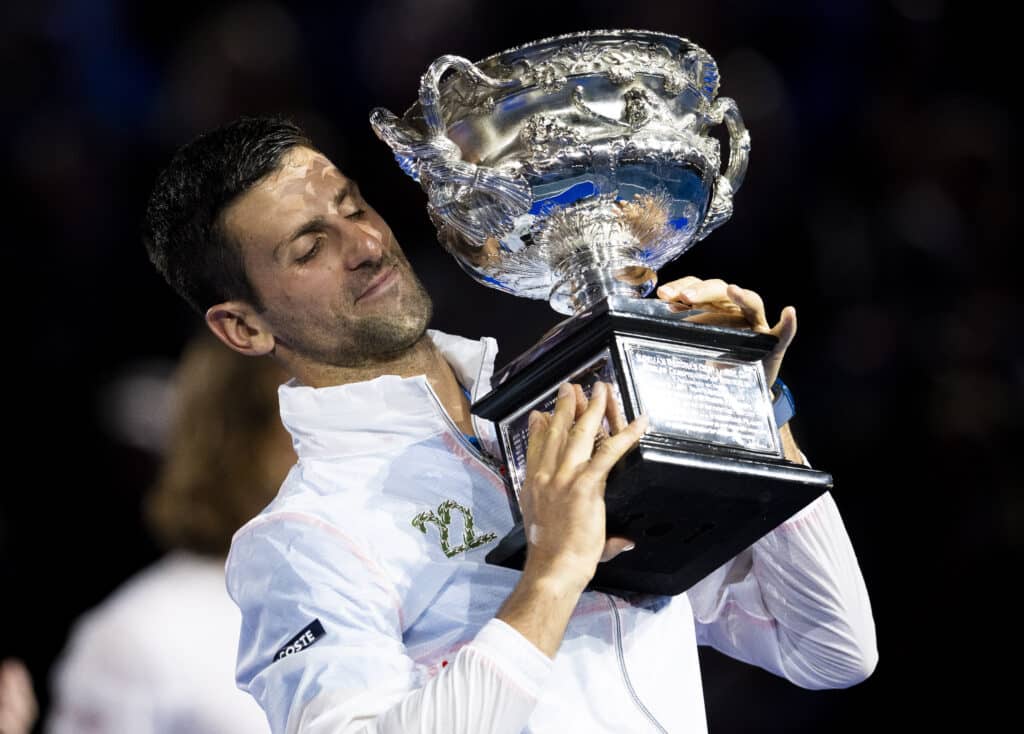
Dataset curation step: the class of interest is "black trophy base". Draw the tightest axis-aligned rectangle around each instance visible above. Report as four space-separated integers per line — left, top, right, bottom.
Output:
475 295 834 597
485 439 831 596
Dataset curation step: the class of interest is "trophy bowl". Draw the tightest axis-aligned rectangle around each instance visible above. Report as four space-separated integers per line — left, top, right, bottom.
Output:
371 30 830 596
370 29 749 315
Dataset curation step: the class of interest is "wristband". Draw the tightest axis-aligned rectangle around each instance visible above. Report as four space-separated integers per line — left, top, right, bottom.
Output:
771 378 796 428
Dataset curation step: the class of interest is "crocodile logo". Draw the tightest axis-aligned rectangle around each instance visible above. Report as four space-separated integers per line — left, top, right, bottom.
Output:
412 500 497 558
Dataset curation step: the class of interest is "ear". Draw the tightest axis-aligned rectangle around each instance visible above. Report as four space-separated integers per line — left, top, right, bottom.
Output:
205 300 275 356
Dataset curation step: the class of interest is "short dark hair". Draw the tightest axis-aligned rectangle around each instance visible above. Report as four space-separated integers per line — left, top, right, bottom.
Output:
143 116 312 314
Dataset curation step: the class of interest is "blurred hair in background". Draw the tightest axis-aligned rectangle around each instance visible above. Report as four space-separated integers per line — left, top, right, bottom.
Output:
144 332 295 558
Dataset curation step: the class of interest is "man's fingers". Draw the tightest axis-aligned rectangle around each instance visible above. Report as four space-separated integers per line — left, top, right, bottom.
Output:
586 414 649 478
538 382 577 472
726 284 770 331
656 275 701 301
526 409 549 444
663 277 732 307
770 306 798 352
573 383 588 419
562 382 611 468
682 278 729 305
604 384 628 434
525 410 550 474
762 306 797 385
549 383 577 432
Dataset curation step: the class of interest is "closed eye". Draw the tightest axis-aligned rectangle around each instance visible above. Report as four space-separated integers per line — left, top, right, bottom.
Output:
295 238 323 264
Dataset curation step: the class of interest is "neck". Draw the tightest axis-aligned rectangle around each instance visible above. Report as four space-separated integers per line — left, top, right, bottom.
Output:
281 334 476 436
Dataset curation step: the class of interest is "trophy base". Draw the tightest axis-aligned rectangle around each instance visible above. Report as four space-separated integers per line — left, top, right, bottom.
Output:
475 295 833 596
485 439 830 596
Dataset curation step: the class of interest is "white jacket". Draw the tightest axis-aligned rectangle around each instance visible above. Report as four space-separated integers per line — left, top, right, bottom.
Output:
226 330 877 734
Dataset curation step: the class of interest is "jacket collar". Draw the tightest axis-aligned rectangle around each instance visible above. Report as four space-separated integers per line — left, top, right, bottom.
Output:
278 330 499 460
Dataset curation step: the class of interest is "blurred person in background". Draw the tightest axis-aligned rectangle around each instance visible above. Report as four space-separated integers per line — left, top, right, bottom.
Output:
44 331 292 733
142 115 876 733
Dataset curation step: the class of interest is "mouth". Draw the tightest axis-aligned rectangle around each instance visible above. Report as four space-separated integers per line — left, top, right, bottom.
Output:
355 264 399 304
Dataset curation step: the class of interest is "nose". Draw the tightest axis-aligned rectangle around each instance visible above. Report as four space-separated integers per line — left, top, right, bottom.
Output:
342 220 385 271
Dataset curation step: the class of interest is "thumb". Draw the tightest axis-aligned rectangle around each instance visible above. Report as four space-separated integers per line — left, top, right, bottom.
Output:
764 307 797 385
770 306 798 354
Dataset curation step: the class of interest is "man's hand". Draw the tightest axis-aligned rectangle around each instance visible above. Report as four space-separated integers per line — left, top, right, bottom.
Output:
497 382 646 657
520 382 648 594
656 276 797 386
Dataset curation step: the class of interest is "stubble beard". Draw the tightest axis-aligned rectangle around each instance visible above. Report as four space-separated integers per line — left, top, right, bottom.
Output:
282 264 434 369
337 271 434 365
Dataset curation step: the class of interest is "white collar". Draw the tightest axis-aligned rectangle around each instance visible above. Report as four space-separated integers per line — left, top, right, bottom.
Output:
278 330 499 460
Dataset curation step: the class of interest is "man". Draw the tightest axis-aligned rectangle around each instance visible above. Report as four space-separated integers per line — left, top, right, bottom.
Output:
144 116 876 733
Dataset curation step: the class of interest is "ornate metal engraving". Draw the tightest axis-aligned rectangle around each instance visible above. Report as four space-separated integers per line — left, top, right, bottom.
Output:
370 30 749 315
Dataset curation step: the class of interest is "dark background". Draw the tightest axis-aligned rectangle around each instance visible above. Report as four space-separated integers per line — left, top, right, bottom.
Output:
1 1 1017 731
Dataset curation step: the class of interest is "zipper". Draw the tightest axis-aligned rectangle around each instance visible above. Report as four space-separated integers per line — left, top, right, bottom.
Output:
605 593 668 734
424 381 505 481
469 337 496 447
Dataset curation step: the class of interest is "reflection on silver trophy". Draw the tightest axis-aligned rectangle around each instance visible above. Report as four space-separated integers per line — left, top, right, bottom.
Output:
370 29 748 314
372 30 831 595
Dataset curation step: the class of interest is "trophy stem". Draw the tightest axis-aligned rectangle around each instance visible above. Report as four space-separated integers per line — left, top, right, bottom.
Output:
549 253 657 315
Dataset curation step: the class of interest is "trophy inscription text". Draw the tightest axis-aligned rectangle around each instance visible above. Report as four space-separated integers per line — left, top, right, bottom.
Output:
621 339 779 455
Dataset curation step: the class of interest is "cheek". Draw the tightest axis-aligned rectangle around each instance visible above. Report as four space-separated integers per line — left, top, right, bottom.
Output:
363 206 393 236
273 268 340 314
357 219 385 242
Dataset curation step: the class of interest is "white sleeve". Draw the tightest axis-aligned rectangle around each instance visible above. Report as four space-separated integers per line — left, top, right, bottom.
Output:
227 513 551 734
687 486 878 690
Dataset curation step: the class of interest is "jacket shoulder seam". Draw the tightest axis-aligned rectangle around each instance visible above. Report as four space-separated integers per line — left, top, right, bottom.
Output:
230 510 406 631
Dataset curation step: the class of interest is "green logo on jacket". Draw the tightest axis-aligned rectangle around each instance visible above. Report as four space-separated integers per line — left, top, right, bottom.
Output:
412 500 497 557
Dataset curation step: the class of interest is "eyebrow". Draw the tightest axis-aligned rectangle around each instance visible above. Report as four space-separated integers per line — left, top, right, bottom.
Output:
272 182 358 262
337 180 360 206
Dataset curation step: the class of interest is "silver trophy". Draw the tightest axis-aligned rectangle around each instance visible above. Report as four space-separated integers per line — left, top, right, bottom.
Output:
372 30 831 595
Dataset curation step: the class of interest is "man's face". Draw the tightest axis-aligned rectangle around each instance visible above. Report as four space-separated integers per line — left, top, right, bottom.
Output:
222 146 432 366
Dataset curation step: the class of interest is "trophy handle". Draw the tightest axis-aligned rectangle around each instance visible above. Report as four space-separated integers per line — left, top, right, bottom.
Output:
694 96 751 241
418 55 519 137
369 56 532 246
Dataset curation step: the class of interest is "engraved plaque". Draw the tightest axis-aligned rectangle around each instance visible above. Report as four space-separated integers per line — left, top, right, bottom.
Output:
619 336 781 456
